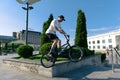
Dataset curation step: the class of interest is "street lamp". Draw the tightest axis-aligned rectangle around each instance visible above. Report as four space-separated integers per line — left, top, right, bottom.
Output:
16 0 40 45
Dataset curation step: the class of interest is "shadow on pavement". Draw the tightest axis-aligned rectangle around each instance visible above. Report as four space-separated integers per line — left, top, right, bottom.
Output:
82 77 120 80
56 65 112 80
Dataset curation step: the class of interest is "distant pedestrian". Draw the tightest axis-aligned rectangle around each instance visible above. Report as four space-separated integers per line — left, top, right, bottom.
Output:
106 48 109 58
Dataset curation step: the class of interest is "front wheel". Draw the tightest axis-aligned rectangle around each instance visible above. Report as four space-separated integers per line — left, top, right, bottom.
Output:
69 46 83 62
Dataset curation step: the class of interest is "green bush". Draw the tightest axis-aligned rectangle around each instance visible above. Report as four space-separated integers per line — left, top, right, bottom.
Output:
96 52 106 62
82 48 94 57
101 53 106 62
39 43 52 54
39 42 69 58
17 45 33 58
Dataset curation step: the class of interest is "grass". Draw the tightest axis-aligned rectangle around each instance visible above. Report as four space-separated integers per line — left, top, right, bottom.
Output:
19 54 41 61
19 54 68 62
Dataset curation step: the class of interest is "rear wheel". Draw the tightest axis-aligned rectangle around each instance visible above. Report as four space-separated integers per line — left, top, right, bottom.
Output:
69 46 83 62
40 52 55 68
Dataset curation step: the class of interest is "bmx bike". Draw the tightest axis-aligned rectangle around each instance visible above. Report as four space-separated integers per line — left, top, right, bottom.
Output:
40 35 83 68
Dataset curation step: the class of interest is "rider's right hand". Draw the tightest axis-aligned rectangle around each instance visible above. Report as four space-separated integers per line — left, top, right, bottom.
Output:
66 34 70 38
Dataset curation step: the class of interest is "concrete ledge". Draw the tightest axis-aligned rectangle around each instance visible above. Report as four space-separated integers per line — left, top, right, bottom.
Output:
3 55 101 77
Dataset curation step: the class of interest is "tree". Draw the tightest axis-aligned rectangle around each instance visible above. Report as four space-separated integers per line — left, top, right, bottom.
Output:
74 9 88 48
40 14 53 47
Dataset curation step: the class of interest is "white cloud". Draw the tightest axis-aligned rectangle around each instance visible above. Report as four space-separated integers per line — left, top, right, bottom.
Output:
88 27 110 32
87 25 120 36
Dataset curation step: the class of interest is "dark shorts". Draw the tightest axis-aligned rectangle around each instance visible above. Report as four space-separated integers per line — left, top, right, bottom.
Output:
46 33 59 41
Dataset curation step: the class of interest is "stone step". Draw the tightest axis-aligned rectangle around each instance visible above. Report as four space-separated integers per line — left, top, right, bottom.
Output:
2 55 101 77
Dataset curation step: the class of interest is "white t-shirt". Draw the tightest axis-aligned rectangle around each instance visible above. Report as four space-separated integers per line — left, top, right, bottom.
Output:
46 19 62 34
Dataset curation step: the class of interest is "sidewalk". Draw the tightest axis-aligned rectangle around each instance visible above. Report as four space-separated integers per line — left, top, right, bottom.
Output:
58 65 120 80
1 54 120 80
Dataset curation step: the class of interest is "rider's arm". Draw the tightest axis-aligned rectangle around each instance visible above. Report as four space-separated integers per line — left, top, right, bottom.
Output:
59 28 67 35
55 26 68 35
52 20 68 36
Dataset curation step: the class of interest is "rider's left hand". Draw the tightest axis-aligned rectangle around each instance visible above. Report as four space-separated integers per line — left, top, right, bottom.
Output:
65 34 70 38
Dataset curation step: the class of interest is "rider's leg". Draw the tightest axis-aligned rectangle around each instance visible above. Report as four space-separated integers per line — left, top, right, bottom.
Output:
57 39 61 52
49 39 59 54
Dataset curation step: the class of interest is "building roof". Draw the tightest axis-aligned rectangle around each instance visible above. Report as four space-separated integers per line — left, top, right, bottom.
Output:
21 30 41 34
0 35 17 43
88 30 120 39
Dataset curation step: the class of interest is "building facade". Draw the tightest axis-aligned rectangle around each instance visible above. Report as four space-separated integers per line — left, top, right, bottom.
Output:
13 30 41 50
87 30 120 52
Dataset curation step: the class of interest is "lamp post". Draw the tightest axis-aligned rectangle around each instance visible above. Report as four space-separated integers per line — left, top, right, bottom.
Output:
22 3 33 45
16 0 40 45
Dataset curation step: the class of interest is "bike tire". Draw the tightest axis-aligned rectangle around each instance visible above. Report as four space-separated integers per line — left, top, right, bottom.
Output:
69 46 83 62
40 53 55 68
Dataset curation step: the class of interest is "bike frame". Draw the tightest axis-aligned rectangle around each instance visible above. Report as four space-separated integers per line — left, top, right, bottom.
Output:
58 35 71 55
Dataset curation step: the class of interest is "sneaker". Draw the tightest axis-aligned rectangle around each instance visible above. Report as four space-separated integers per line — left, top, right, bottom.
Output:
46 53 52 61
47 53 52 57
47 51 52 57
46 53 56 62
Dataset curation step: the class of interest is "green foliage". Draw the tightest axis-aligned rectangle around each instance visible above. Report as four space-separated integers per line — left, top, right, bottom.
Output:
82 48 94 57
40 14 53 47
59 48 69 58
19 54 41 61
2 43 11 53
2 43 24 53
39 42 69 58
95 52 106 62
17 45 33 58
13 43 24 52
101 54 106 62
39 43 52 55
11 43 14 52
75 9 88 48
4 43 8 50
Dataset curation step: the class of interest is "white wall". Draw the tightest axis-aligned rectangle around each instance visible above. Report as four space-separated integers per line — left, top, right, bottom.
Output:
87 30 120 52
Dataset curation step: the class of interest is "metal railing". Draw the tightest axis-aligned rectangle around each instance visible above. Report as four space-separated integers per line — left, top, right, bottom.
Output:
114 48 120 57
110 47 120 72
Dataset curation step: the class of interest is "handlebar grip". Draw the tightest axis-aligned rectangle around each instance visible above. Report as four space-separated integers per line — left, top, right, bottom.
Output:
67 35 70 38
64 35 70 40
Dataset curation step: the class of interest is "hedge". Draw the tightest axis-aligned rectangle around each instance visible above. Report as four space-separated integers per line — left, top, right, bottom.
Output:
17 45 33 58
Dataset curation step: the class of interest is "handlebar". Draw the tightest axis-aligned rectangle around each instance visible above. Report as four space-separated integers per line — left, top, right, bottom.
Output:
64 35 70 42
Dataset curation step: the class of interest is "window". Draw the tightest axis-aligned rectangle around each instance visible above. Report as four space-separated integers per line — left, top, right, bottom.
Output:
93 41 95 44
89 46 91 49
108 39 112 43
93 46 95 49
97 40 100 44
109 45 112 49
103 46 106 49
97 46 100 49
89 41 91 44
102 40 105 43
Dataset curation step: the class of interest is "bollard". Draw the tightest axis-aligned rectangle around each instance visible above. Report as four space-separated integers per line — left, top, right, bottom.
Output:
111 49 115 72
0 42 1 55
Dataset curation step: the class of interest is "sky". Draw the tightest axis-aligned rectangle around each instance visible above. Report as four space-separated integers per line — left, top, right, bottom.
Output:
0 0 120 44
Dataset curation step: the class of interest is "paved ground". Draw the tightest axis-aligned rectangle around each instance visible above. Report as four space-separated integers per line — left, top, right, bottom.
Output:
0 53 68 80
58 65 120 80
1 53 120 80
